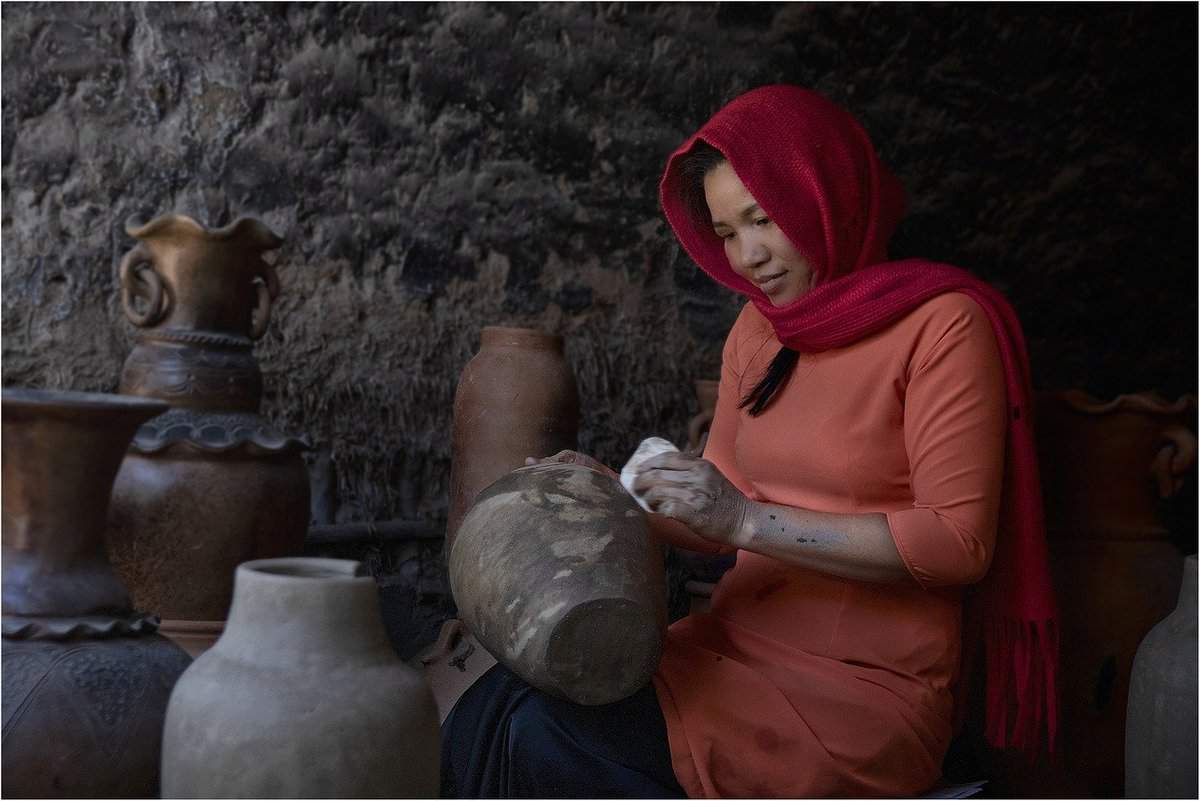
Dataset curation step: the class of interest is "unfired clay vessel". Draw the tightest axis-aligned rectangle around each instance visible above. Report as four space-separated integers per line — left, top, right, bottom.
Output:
162 558 440 798
446 326 579 551
1 388 192 798
450 463 666 705
1126 554 1198 798
106 213 310 656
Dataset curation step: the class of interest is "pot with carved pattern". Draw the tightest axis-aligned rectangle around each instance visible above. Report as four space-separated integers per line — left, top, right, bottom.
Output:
105 213 311 657
1 388 193 798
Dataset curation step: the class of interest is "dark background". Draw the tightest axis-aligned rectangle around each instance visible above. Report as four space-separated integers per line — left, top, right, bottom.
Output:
3 1 1196 525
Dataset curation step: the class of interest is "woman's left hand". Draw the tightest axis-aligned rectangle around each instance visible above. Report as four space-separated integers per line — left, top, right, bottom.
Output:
631 452 748 545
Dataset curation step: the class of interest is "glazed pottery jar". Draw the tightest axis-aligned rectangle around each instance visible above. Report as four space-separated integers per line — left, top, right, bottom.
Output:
162 558 440 798
1 388 192 798
1126 554 1198 798
450 463 666 705
106 213 310 656
446 326 579 550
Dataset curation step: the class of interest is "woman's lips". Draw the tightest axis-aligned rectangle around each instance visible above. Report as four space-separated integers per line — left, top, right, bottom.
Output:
755 271 787 294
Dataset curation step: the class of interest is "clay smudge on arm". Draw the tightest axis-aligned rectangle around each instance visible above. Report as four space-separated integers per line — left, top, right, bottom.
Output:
789 528 849 548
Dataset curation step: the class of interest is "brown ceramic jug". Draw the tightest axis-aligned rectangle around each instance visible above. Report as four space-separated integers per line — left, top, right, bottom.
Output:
106 213 310 658
450 463 666 705
162 558 440 798
446 326 580 551
1 388 192 798
986 390 1195 797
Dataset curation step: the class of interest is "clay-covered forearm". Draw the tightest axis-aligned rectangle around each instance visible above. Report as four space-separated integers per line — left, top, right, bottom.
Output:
733 501 915 584
649 513 736 555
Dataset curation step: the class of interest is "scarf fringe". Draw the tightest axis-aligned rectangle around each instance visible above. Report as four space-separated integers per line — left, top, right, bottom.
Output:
985 617 1059 754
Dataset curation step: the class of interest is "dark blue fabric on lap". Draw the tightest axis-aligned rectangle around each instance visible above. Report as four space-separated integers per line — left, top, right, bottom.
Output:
441 663 686 798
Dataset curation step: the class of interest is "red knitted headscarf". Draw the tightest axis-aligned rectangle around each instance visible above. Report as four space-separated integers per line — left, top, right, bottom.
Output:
660 85 1058 753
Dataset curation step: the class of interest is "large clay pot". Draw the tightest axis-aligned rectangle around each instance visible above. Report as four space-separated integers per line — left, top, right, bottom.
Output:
446 326 579 551
450 463 666 705
1126 554 1198 798
106 213 311 656
986 391 1195 797
1 388 192 798
162 558 440 798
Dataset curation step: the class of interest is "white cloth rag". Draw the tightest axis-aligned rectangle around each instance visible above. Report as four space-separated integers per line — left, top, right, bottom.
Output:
619 436 679 512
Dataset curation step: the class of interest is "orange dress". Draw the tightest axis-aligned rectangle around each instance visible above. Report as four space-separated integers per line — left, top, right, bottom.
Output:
651 292 1008 798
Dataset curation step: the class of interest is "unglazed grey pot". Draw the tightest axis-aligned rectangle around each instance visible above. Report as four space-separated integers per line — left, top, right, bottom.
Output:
161 558 440 798
450 463 666 705
1126 554 1198 798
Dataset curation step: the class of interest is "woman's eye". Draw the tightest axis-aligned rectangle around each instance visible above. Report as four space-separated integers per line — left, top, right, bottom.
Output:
754 217 771 227
716 230 736 241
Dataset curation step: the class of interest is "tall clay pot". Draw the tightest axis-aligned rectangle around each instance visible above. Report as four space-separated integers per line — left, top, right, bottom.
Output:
446 326 579 551
106 213 311 657
1 388 193 798
450 463 666 705
1126 554 1198 798
162 558 440 798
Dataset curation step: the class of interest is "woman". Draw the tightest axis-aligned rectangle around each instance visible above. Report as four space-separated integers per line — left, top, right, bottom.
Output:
442 85 1057 798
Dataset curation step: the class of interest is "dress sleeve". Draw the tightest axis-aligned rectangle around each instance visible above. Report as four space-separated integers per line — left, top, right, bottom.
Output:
885 295 1008 588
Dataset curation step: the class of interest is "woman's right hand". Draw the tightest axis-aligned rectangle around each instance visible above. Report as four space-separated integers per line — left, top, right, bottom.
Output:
524 450 619 481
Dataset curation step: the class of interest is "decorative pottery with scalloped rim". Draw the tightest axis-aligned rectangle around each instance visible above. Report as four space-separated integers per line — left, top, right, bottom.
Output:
105 213 311 656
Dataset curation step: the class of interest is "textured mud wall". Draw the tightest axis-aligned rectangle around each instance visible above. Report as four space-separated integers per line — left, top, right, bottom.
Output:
3 3 1196 528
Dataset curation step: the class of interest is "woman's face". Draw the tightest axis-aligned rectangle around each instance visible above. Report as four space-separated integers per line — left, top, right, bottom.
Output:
703 161 814 306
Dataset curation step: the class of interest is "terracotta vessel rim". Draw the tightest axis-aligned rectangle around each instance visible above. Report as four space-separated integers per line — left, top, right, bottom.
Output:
1051 389 1197 416
2 388 168 416
480 326 563 348
238 557 367 584
125 213 283 249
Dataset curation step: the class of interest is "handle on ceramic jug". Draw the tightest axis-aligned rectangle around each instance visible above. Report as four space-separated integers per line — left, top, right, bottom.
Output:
1150 424 1197 499
119 243 169 327
687 410 715 455
249 261 281 340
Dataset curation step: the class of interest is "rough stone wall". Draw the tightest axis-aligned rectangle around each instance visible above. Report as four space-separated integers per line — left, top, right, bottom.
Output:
3 2 1196 528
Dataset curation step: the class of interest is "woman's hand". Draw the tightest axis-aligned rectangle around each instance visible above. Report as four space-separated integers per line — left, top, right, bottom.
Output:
631 452 748 545
524 450 619 481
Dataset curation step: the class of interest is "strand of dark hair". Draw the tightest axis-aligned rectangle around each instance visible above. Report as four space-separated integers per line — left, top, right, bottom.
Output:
739 347 800 416
677 140 728 226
